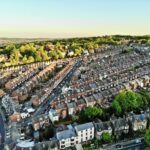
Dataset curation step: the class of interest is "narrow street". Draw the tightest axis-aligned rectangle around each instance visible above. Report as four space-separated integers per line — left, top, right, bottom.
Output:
34 60 82 116
21 60 82 126
103 138 146 150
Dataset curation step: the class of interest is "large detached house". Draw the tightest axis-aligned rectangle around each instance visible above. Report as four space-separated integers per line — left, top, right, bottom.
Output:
75 122 95 143
128 113 147 131
111 117 129 138
94 121 112 140
56 122 94 149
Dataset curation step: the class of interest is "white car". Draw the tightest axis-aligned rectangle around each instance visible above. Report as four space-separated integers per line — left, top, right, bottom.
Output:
135 139 141 143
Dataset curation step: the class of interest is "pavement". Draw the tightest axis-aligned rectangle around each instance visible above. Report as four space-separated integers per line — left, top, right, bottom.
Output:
120 143 145 150
105 138 146 150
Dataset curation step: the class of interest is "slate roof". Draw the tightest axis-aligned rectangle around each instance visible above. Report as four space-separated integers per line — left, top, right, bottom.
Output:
75 122 94 132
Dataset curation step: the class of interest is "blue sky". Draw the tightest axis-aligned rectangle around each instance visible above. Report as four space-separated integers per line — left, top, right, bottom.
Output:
0 0 150 38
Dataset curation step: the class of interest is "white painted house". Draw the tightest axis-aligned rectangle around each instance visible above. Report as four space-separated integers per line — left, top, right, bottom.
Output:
56 122 94 149
49 109 59 122
75 122 95 143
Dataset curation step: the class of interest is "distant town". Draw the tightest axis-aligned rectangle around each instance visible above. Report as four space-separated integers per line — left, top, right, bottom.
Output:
0 35 150 150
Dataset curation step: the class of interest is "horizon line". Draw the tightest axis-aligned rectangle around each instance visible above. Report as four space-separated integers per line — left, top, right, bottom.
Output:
0 34 150 40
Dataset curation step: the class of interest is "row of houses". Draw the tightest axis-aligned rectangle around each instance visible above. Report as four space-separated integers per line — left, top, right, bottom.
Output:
95 112 148 140
9 62 56 102
4 61 76 120
71 51 149 88
0 59 51 72
9 60 73 105
48 47 150 119
56 111 149 149
1 61 51 90
11 110 150 150
49 73 150 121
5 66 41 91
31 60 76 107
11 122 94 150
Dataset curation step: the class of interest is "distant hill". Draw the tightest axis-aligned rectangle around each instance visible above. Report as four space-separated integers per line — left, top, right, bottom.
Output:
0 38 51 46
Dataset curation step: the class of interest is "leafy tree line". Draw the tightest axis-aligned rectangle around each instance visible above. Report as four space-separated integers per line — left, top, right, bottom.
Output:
1 35 150 67
0 36 138 65
0 38 118 66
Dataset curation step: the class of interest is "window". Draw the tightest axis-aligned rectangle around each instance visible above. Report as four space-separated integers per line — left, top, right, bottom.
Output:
61 141 65 144
61 145 65 149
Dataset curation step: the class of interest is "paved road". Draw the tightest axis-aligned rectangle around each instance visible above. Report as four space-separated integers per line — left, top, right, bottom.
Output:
18 50 123 126
22 51 122 126
0 113 5 149
26 49 121 117
106 138 146 150
120 142 145 150
34 60 82 116
21 60 82 125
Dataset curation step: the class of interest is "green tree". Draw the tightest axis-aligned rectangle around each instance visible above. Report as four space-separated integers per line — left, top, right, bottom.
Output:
74 48 82 56
145 128 150 146
140 90 150 106
57 50 66 59
20 45 26 54
28 56 35 63
112 100 122 116
49 50 59 60
83 106 103 120
20 44 37 59
5 44 15 55
22 55 28 64
35 51 42 62
55 42 64 51
102 132 112 143
112 90 143 115
70 42 80 50
39 46 49 61
141 39 148 44
9 48 22 65
43 126 54 140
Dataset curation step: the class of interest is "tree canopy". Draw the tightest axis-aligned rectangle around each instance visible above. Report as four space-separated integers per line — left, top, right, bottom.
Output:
145 128 150 146
43 125 54 140
83 106 103 120
112 90 143 115
102 132 112 143
1 35 150 67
